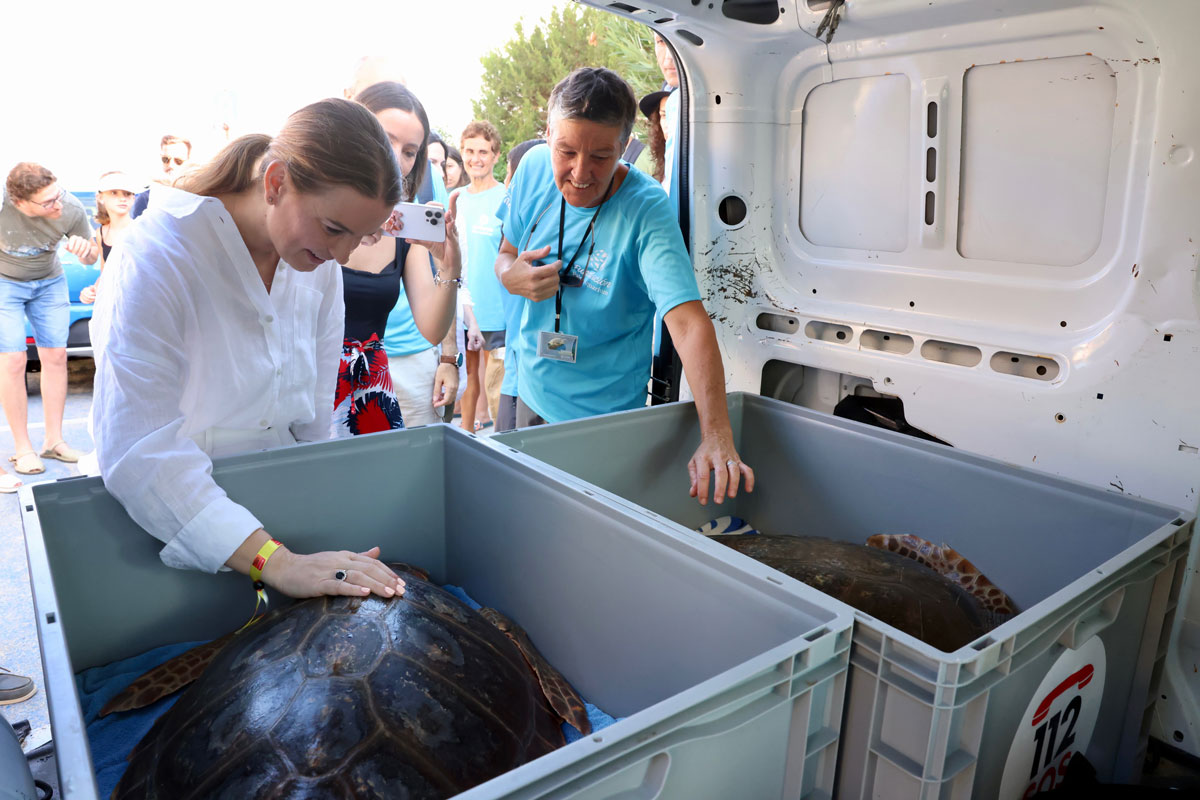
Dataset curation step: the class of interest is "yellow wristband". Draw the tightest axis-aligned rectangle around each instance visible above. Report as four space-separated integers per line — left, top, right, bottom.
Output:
249 538 282 583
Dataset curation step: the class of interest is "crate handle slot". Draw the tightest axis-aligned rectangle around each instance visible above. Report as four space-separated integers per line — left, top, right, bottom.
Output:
595 752 671 800
1058 588 1125 650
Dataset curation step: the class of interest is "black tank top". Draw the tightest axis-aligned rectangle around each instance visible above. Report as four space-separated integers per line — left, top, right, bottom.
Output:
341 238 409 343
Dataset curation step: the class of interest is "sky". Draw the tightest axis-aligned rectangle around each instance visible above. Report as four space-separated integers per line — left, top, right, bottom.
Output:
0 0 567 190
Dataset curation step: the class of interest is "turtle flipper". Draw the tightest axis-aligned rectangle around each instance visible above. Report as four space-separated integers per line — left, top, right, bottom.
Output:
866 534 1019 615
479 607 593 735
99 632 236 717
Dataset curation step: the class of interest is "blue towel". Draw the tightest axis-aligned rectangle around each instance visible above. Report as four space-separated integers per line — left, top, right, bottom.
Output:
697 515 759 536
82 587 618 793
76 640 205 798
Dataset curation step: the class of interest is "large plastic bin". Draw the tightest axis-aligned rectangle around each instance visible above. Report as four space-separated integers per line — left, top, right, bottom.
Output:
19 423 852 800
493 393 1194 799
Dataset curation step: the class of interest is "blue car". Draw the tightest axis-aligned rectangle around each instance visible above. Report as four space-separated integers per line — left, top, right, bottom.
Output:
25 190 102 359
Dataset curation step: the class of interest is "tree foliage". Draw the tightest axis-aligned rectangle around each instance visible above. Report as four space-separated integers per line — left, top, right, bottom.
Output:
470 4 663 169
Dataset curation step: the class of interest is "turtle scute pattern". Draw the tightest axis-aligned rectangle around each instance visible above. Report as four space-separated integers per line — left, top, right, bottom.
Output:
113 575 565 800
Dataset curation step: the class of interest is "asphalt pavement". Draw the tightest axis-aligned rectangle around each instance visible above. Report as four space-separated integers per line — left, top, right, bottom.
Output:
0 358 95 747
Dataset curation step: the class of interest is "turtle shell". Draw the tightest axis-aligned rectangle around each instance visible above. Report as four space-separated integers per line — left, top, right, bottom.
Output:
112 574 565 799
710 534 996 651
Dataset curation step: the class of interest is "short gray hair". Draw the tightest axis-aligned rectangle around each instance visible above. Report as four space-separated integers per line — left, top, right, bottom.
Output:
546 68 638 145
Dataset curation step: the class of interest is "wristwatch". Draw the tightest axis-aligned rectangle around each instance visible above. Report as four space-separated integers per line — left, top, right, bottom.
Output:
440 352 463 367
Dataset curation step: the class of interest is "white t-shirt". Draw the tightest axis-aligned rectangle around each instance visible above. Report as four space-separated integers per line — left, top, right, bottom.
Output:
90 185 344 573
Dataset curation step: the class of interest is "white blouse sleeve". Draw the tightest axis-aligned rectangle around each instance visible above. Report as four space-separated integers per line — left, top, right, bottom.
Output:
92 252 263 574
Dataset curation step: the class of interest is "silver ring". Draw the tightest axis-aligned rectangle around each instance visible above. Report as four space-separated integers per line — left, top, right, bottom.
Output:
334 569 348 581
726 459 738 467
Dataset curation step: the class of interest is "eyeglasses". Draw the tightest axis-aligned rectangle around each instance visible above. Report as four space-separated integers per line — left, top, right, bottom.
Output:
30 188 65 210
161 155 186 167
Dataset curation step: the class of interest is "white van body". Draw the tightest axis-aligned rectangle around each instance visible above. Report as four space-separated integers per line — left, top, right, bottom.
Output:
589 0 1200 763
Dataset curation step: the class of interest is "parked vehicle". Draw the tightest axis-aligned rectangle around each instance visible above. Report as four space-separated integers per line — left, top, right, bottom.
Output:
622 0 1200 790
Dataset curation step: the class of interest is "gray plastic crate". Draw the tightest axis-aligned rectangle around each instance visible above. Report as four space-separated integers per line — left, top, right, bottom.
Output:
19 423 852 800
493 392 1194 799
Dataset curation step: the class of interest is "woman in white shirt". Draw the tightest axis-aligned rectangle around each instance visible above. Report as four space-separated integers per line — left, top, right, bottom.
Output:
91 98 406 600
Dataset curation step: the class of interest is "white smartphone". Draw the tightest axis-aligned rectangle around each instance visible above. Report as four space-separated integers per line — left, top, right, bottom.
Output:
387 201 446 243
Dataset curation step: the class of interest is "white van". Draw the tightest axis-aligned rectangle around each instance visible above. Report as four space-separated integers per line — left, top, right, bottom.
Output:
610 0 1199 787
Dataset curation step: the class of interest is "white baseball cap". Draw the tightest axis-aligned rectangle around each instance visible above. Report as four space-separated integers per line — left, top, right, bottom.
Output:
97 172 143 194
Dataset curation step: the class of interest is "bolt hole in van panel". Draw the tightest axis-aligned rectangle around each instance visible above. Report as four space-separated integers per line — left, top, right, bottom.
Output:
755 312 798 334
990 351 1060 381
718 194 747 226
804 320 854 344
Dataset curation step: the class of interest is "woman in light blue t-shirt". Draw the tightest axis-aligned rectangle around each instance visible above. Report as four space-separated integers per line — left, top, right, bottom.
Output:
496 67 754 507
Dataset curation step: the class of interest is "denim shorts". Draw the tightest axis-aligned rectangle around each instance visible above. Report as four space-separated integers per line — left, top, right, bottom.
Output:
0 273 69 352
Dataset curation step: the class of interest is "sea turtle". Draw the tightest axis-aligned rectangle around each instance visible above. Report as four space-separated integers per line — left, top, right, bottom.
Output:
701 520 1017 651
102 564 591 799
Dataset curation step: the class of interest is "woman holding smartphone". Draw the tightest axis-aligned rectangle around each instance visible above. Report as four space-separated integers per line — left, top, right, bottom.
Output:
335 81 462 435
91 98 408 598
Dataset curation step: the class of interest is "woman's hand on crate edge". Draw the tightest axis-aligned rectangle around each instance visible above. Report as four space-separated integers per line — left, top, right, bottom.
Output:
688 435 755 506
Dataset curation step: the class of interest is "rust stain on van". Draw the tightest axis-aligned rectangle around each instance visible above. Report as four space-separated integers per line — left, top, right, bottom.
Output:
705 257 760 306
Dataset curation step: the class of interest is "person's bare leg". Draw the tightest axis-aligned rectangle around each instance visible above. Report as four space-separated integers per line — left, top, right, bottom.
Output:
460 348 481 432
36 346 67 450
0 351 32 455
476 349 492 425
484 347 504 423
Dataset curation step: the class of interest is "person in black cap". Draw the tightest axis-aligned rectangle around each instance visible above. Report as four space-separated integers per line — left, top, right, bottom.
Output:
638 89 672 184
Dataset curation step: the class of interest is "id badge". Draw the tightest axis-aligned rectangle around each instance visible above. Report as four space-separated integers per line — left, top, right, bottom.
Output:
537 330 578 363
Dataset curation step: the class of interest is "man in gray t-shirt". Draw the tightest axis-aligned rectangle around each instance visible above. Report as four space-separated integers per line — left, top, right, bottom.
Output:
0 162 96 490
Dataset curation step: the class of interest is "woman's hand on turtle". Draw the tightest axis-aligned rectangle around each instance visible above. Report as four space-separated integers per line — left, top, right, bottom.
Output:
261 545 405 600
688 434 755 506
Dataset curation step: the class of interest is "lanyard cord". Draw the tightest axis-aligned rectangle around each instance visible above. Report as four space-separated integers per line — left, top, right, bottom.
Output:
554 173 617 333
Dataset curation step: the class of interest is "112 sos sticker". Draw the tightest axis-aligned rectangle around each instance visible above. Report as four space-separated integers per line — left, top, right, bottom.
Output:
999 637 1107 799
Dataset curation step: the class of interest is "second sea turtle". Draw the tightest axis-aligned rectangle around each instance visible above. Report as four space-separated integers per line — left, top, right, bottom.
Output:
703 520 1017 651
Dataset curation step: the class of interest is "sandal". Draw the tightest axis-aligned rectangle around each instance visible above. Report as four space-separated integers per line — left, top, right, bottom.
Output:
40 441 83 463
0 472 22 494
9 451 44 475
